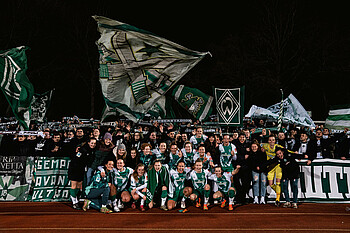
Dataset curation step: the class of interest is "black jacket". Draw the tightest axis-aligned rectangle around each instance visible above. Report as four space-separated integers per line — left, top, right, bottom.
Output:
246 150 268 173
292 139 317 161
265 152 304 179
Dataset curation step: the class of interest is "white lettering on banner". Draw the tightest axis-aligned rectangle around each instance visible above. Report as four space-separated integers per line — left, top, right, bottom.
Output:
345 167 350 199
34 175 68 187
323 166 343 199
46 189 53 197
32 190 43 199
37 160 42 170
300 166 326 198
44 176 50 186
35 176 41 187
52 160 59 169
58 176 65 186
35 158 70 170
44 160 50 170
51 176 56 186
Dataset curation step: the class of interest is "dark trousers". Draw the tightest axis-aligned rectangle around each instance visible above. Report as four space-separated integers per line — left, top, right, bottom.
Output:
233 167 252 204
87 186 110 210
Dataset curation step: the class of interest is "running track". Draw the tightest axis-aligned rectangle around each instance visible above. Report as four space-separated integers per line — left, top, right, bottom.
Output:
1 202 350 232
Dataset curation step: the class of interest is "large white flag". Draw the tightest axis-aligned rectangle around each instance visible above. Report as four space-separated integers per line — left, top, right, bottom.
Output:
246 94 315 128
93 16 209 122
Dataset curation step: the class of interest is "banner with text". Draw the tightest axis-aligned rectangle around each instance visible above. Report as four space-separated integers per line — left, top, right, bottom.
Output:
265 159 350 203
30 157 71 202
0 156 34 201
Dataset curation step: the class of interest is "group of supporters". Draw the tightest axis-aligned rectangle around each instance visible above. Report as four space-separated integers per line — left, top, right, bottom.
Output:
0 119 349 213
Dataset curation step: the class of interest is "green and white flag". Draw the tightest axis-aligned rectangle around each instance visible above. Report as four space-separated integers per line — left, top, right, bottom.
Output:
172 85 213 121
93 16 209 122
214 87 244 126
267 93 315 128
325 105 350 131
0 46 34 130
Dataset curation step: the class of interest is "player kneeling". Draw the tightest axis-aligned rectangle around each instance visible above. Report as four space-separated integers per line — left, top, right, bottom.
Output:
188 159 211 211
83 159 114 214
129 164 148 211
167 161 192 211
209 166 238 211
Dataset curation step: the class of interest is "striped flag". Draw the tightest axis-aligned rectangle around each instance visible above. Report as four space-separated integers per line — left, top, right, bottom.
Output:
93 16 209 122
325 105 350 130
0 46 34 129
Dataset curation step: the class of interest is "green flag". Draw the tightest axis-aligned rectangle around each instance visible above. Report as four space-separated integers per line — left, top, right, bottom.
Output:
172 85 213 121
214 87 245 126
0 46 34 129
93 16 209 122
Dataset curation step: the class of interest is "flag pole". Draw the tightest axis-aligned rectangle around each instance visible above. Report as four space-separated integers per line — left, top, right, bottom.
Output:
278 89 284 131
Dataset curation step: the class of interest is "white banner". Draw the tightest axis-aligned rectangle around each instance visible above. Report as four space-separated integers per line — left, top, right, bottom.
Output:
264 159 350 203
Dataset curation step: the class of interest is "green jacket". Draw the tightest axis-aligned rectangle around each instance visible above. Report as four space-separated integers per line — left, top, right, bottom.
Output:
146 165 169 203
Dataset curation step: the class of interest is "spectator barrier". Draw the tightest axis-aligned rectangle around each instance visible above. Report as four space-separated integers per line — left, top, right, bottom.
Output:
1 156 349 203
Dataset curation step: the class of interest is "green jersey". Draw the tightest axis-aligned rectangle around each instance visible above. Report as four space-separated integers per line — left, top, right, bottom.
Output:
208 173 232 193
140 152 154 167
181 148 195 168
168 152 182 169
85 170 111 195
129 173 148 191
193 153 213 169
168 169 186 200
112 167 134 192
152 150 168 164
219 143 237 172
188 169 210 190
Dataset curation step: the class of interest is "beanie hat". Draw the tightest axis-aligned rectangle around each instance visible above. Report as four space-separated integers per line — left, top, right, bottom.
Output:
103 132 112 140
118 143 126 150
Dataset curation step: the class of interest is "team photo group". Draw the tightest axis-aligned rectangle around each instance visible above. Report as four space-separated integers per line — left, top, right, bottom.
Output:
36 119 347 214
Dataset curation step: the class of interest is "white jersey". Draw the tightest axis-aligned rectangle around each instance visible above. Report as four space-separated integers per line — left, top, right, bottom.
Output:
189 135 208 149
187 169 211 190
113 167 134 191
208 172 232 193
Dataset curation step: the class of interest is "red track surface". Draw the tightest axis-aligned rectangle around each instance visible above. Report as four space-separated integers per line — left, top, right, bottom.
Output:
1 202 350 232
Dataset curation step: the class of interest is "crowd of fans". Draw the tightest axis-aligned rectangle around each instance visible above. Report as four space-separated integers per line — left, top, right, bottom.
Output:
0 117 349 213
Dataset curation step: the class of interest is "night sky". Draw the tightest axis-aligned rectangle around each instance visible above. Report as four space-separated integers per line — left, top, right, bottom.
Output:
1 0 349 121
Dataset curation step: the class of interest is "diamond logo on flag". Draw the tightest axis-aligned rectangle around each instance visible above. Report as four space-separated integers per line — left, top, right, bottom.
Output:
214 87 245 126
217 89 239 124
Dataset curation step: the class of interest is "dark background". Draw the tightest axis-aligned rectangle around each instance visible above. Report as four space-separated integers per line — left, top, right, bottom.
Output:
1 0 349 121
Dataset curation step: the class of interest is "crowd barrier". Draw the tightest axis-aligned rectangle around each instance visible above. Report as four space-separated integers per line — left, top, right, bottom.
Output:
1 156 349 203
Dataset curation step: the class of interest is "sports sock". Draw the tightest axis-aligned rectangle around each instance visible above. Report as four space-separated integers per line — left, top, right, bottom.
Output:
275 182 281 201
161 189 167 206
204 189 210 204
140 198 145 206
229 189 235 205
70 188 78 204
111 194 117 206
